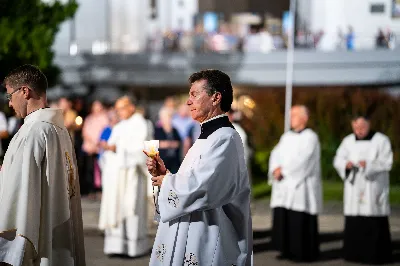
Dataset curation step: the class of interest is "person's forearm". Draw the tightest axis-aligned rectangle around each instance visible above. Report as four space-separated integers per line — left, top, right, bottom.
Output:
0 130 9 139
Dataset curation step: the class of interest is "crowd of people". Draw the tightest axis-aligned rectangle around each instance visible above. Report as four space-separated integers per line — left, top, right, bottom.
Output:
146 23 397 53
0 65 395 266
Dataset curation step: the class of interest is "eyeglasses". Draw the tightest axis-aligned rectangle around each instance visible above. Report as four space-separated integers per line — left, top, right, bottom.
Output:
5 87 22 101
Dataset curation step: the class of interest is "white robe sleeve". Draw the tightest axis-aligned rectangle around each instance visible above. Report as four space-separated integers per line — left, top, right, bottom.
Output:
158 135 241 223
280 133 319 187
333 138 351 180
365 136 393 178
268 143 281 185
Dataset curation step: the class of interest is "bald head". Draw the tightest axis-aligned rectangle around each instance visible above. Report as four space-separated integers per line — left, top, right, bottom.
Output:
291 105 309 131
351 116 370 139
115 96 135 120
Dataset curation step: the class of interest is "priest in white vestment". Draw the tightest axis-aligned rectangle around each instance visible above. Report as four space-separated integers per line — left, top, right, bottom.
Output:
268 105 322 262
145 69 253 266
98 96 150 257
333 115 393 264
0 65 85 266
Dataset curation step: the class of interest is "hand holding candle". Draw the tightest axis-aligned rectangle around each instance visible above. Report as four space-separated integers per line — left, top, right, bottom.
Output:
144 140 159 158
144 140 167 177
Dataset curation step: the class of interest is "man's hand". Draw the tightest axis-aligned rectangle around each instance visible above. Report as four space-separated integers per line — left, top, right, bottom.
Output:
151 175 164 187
359 160 366 168
99 141 116 152
99 141 108 149
346 162 354 169
273 167 283 181
144 151 167 177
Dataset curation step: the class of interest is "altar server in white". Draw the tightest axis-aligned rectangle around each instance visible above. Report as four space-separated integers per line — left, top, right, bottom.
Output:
145 69 253 266
99 95 150 257
268 105 322 262
0 65 85 266
333 115 393 264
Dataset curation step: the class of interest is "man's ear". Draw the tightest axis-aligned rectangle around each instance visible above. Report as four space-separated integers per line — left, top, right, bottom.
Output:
213 92 222 105
22 86 31 100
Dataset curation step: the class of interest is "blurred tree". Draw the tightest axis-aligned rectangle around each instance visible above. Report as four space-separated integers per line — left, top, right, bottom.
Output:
0 0 78 86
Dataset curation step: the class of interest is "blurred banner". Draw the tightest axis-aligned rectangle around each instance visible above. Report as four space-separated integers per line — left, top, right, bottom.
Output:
203 12 219 33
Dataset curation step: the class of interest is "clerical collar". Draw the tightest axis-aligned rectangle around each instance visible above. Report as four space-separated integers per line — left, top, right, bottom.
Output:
291 127 308 134
200 114 227 125
355 130 376 141
198 115 234 139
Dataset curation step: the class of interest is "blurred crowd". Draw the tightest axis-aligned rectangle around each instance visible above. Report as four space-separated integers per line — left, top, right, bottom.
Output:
146 24 397 53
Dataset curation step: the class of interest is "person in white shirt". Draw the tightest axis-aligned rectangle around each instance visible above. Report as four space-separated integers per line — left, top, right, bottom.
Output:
145 69 253 266
99 95 150 258
333 114 393 264
0 64 85 266
268 105 322 262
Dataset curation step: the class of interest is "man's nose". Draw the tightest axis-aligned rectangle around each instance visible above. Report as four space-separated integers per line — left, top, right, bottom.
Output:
186 98 192 105
8 101 12 108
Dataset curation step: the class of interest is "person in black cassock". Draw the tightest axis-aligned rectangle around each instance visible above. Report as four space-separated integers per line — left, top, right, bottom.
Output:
334 114 393 264
268 105 323 262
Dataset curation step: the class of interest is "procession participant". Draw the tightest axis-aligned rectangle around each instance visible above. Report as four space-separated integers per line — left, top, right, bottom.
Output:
146 69 253 266
0 64 85 266
268 105 322 262
99 95 150 257
333 114 393 264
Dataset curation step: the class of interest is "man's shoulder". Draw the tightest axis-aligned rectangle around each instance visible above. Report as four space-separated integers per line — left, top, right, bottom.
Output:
302 128 318 137
342 133 355 143
373 132 391 144
31 121 56 134
208 127 237 143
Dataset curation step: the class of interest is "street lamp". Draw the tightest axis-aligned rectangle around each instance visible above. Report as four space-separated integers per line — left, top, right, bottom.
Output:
284 0 297 132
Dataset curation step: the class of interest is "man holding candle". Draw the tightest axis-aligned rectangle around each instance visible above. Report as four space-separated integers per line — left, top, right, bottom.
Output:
145 69 253 266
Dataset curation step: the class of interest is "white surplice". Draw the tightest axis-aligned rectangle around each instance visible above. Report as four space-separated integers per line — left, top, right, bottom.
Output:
98 112 150 257
0 108 85 266
333 132 392 216
232 122 251 165
268 129 323 215
150 125 252 266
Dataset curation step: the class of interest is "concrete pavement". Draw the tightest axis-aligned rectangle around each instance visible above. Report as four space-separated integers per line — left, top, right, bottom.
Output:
81 198 400 265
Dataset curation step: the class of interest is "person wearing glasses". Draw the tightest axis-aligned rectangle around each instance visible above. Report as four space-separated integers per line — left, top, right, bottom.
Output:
145 69 253 266
0 65 85 265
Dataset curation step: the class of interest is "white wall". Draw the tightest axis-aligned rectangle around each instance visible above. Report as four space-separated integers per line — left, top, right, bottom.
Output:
52 0 108 55
155 0 198 33
110 0 150 53
53 0 151 55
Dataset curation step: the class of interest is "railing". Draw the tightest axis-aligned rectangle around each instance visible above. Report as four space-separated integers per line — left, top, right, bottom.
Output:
54 49 400 87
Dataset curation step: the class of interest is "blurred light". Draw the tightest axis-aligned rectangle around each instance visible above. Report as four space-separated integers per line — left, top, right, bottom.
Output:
243 96 256 109
69 43 78 56
75 116 83 126
92 41 108 55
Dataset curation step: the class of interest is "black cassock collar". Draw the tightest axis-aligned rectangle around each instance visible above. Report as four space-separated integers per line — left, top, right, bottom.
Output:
290 127 308 134
198 116 235 139
355 130 376 141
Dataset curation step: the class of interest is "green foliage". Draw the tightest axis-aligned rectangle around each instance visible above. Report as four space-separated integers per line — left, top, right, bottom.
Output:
243 87 400 184
0 0 78 85
253 180 400 205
